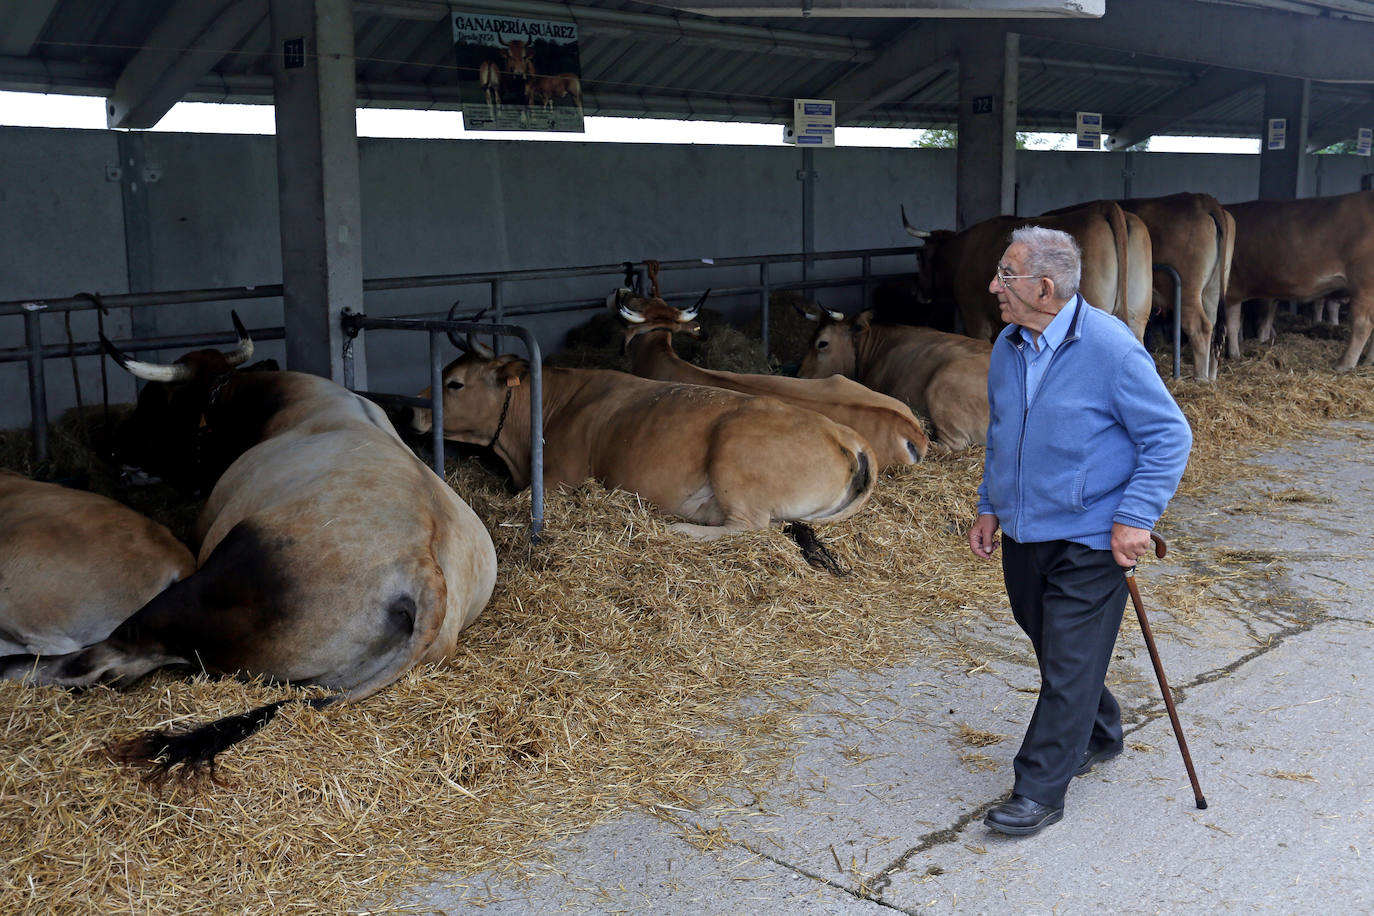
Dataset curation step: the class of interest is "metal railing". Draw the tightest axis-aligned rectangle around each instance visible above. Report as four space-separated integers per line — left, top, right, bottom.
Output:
1153 264 1183 379
2 244 918 463
341 314 546 542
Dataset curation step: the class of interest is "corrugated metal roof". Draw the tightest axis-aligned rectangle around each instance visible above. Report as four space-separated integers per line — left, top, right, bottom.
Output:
1 0 1371 145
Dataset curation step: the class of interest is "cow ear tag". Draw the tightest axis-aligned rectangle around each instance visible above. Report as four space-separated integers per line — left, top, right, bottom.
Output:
506 375 521 388
198 412 209 429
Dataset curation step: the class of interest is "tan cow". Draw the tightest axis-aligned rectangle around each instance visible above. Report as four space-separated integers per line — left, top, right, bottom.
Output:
611 288 929 469
410 340 874 540
1224 190 1374 370
478 37 537 122
526 73 583 116
1098 194 1234 382
0 471 195 665
21 316 498 776
797 308 992 452
904 201 1147 342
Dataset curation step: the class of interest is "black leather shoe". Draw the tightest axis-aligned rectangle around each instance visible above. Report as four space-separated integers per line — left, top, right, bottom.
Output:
1076 741 1124 777
984 794 1064 836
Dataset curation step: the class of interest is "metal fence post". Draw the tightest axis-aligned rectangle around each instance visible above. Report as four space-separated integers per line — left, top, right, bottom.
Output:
1152 264 1183 380
759 261 771 357
22 303 48 463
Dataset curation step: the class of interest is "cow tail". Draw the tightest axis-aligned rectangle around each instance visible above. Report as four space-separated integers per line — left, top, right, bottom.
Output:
1106 202 1131 321
107 694 343 783
846 444 873 507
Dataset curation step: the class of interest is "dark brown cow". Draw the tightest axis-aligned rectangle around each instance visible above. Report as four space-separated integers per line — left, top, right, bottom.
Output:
0 471 195 666
903 201 1146 342
612 288 929 470
1224 190 1374 370
410 341 874 540
797 308 992 452
22 317 497 775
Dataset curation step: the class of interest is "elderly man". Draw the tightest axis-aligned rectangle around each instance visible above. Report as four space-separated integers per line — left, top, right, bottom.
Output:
967 226 1192 837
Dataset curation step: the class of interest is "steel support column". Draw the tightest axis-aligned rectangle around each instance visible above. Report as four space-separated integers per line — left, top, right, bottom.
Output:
270 0 366 387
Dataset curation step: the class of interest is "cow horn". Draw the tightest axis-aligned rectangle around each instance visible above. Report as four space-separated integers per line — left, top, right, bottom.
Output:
826 308 845 322
100 334 194 383
679 289 710 321
225 311 254 366
900 204 931 239
617 299 646 325
792 299 822 322
447 300 492 352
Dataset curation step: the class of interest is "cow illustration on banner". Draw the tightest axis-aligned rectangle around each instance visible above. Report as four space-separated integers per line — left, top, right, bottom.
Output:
453 12 584 132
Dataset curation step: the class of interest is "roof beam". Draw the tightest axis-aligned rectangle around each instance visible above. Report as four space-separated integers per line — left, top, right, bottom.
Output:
818 24 955 124
1307 100 1374 151
0 0 59 56
642 0 1103 15
105 0 269 129
1106 68 1260 151
354 0 877 61
1011 0 1374 84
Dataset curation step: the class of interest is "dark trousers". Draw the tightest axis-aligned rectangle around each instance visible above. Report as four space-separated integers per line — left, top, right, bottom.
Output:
1001 536 1128 808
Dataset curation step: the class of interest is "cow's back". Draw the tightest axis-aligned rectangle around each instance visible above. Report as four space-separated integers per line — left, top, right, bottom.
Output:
639 357 928 468
1226 191 1374 303
859 325 990 414
190 374 496 698
0 471 195 657
538 368 874 528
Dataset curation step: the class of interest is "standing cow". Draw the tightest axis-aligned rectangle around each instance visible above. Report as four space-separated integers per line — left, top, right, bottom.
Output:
797 307 992 452
23 316 497 777
903 201 1148 343
613 288 929 470
0 471 195 668
1224 190 1374 370
410 338 874 540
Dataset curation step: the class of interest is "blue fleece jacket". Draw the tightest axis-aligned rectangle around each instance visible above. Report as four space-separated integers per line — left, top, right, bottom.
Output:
976 295 1193 550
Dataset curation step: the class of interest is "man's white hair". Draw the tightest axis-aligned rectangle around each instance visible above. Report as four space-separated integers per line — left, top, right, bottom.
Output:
1011 225 1082 300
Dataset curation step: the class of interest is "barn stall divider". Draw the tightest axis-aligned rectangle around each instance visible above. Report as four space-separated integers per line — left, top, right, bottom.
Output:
1 244 921 464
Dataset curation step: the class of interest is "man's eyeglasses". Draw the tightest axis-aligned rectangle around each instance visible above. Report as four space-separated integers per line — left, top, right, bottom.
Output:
993 267 1039 287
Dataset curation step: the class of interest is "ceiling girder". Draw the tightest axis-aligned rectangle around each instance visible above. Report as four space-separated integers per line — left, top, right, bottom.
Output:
106 0 269 129
1106 68 1261 150
0 0 60 57
354 0 877 61
1011 0 1374 84
1307 100 1374 150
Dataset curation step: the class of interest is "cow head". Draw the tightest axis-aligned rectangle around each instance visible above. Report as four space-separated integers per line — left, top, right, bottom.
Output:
610 287 707 349
798 307 870 381
101 314 273 495
409 351 528 447
499 38 536 77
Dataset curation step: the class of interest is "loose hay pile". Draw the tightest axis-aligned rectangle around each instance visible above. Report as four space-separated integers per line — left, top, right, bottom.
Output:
3 334 1374 914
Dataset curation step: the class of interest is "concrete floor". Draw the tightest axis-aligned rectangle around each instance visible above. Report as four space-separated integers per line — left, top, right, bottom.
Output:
405 421 1374 915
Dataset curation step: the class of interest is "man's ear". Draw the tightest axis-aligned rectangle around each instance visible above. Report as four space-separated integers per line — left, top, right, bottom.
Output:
1040 277 1055 300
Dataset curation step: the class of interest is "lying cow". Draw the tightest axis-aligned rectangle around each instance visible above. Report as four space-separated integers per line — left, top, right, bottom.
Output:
0 471 195 668
410 336 874 540
612 288 929 470
1224 190 1374 370
904 201 1146 343
23 315 497 776
797 307 992 452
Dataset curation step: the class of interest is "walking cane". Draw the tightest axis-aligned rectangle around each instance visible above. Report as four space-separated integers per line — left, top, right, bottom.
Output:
1127 533 1208 810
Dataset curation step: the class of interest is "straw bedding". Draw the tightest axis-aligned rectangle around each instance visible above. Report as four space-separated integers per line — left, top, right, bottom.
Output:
3 323 1373 914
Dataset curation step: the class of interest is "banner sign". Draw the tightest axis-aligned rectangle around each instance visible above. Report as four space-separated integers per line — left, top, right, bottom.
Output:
453 12 584 132
784 99 835 146
1267 118 1287 151
1359 127 1372 156
1076 111 1102 150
